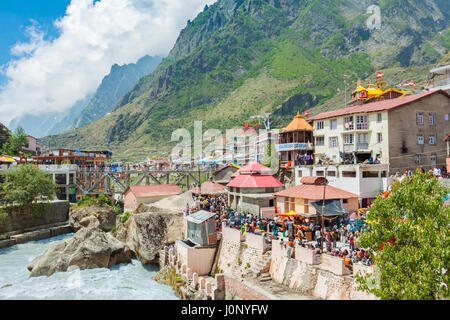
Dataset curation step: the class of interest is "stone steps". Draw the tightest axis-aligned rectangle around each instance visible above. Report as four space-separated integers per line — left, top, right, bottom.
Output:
0 224 71 249
258 272 272 282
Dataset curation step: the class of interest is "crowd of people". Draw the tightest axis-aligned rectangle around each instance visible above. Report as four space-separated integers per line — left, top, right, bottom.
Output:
183 192 375 273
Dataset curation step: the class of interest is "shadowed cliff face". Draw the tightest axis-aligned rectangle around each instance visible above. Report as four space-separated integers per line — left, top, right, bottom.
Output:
42 0 450 155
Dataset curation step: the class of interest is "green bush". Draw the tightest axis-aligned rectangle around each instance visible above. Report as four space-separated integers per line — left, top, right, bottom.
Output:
120 212 131 224
0 164 55 206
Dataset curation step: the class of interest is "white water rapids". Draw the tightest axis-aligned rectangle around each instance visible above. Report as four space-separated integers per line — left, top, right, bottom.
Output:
0 234 178 300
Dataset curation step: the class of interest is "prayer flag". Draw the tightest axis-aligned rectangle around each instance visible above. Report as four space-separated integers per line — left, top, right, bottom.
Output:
377 72 384 79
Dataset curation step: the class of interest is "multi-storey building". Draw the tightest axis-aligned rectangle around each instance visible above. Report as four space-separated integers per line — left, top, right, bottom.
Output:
308 90 450 175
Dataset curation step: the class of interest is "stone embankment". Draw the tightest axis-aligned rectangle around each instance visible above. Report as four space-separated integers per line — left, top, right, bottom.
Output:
0 201 71 250
157 226 378 300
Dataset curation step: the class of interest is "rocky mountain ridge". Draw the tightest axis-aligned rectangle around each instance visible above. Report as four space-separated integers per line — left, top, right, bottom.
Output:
41 0 450 158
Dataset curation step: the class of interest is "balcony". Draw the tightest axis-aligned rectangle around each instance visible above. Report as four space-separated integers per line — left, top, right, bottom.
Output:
343 144 355 153
357 143 369 150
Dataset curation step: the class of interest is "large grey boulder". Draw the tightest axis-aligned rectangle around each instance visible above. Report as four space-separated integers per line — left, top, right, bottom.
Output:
69 206 116 232
115 210 184 264
27 218 132 277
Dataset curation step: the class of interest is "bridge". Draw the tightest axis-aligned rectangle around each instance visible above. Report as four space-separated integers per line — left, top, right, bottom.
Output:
35 164 215 200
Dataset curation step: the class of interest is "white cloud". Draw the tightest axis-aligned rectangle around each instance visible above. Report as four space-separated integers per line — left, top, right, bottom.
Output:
0 0 216 124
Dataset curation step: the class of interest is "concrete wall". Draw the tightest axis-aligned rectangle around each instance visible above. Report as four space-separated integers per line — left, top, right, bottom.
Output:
124 193 173 212
0 201 69 234
388 93 450 174
270 255 377 300
223 275 271 300
176 240 216 276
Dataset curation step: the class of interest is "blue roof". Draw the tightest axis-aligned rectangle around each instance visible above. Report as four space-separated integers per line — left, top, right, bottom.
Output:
187 210 214 224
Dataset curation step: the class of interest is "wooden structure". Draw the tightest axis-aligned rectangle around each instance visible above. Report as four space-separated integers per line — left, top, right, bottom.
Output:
277 113 314 167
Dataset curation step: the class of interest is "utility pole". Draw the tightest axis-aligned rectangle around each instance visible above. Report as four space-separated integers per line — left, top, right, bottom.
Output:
321 168 328 253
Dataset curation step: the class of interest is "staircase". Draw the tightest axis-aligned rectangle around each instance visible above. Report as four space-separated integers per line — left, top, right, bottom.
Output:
251 251 272 278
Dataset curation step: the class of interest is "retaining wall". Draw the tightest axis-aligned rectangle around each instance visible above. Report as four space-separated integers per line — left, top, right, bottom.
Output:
0 201 69 234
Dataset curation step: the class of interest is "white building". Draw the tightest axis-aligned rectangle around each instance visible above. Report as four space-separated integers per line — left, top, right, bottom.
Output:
295 164 394 207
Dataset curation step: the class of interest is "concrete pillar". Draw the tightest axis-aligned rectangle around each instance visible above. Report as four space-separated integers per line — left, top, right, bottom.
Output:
222 222 226 236
199 277 206 290
215 274 225 291
206 281 212 294
192 273 199 288
187 268 193 280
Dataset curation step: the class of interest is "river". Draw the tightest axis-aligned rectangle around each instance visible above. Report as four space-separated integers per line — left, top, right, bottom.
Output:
0 234 178 300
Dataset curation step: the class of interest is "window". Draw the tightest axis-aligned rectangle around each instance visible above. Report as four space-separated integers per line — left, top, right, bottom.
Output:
316 170 325 177
358 133 369 144
428 113 436 126
377 133 383 143
356 115 368 130
417 135 424 145
344 116 354 131
330 119 337 130
429 135 436 145
329 137 339 148
415 154 422 165
363 172 379 178
342 171 357 177
343 199 348 204
316 121 324 130
445 114 449 121
343 134 354 145
416 112 424 125
377 113 382 123
315 136 324 146
431 154 437 166
328 171 336 177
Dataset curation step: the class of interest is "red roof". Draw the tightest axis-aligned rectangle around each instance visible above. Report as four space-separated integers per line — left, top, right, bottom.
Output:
238 162 272 174
125 184 181 198
191 181 226 195
227 174 284 188
308 90 450 121
274 184 359 200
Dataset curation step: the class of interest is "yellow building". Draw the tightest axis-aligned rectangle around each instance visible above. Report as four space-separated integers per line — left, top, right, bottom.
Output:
308 90 450 174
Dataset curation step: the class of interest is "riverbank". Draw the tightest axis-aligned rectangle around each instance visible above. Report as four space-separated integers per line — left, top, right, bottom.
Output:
0 234 178 300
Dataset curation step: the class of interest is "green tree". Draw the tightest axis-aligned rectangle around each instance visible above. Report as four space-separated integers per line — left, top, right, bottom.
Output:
0 126 28 156
357 171 449 300
1 164 55 206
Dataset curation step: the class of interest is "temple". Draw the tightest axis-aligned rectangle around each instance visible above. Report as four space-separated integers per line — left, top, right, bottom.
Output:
276 113 314 168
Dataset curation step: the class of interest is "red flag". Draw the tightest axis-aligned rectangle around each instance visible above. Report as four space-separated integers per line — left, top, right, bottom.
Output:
377 72 384 79
409 80 416 87
286 161 291 170
304 110 310 117
245 122 249 130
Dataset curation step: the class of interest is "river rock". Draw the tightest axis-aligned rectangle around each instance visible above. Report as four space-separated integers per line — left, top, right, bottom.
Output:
116 210 183 264
27 219 132 277
69 206 116 232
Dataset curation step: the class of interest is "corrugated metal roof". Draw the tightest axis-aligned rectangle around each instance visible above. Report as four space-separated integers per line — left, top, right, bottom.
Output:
238 162 272 174
126 184 181 198
274 184 359 200
283 113 314 132
187 210 214 224
308 90 450 121
227 174 284 188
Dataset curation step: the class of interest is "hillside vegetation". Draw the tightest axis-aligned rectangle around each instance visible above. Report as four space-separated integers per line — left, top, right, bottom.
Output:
41 0 450 160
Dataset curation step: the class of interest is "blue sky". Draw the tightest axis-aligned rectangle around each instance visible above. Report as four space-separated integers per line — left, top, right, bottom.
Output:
0 1 71 83
0 0 215 124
